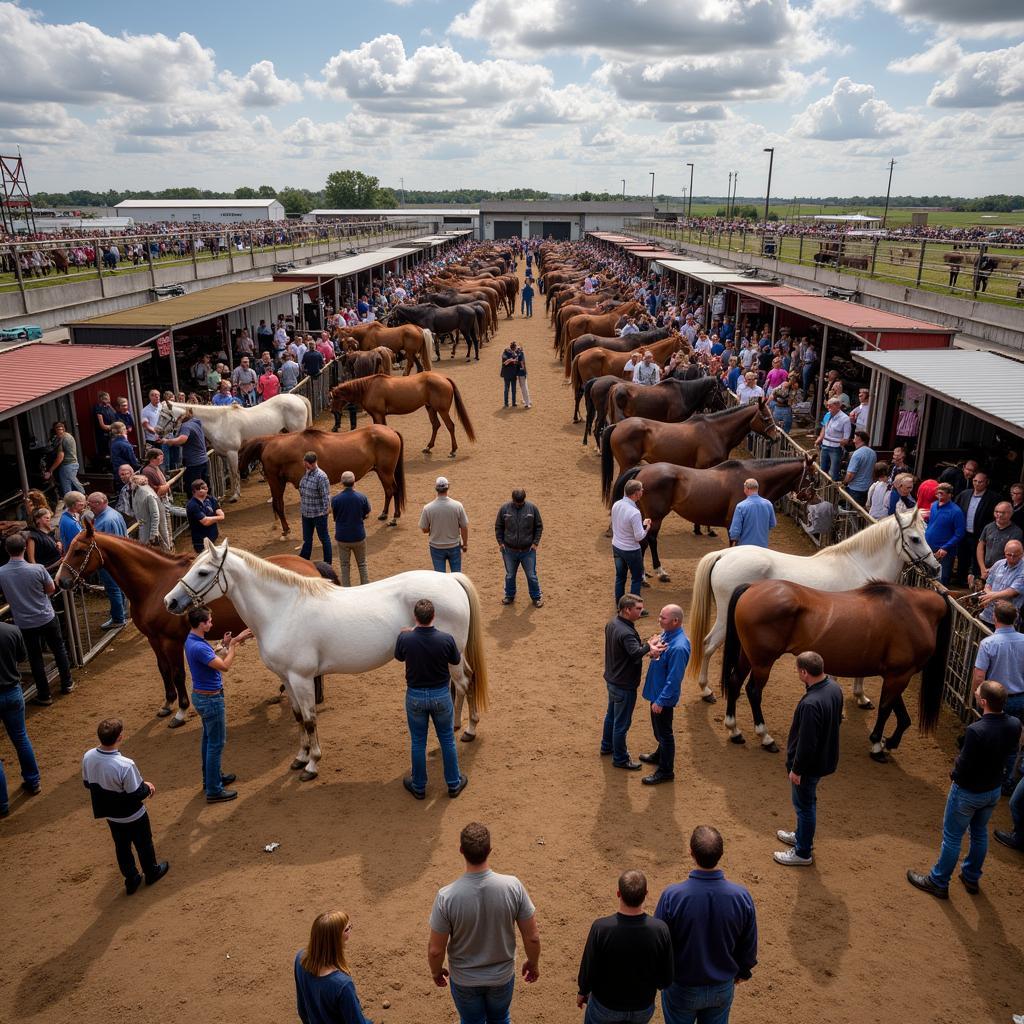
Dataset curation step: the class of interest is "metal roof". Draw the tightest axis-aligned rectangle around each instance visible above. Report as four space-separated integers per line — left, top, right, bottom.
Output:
0 342 153 419
275 248 420 280
657 258 736 276
853 349 1024 436
66 281 301 330
306 208 479 217
115 198 281 209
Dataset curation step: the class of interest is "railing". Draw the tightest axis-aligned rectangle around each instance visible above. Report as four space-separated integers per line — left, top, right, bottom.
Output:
289 359 339 419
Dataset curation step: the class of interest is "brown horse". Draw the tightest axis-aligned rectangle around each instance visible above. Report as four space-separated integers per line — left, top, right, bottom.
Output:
612 454 815 581
329 372 476 457
606 374 725 426
564 325 670 378
332 322 432 373
601 400 779 503
238 426 406 537
720 580 950 760
55 522 335 721
344 346 394 378
562 301 645 352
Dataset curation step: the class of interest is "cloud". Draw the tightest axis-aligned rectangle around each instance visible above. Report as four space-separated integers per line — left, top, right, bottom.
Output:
888 39 963 75
927 43 1024 107
99 105 246 138
219 60 302 107
879 0 1024 26
651 103 729 122
792 77 919 139
497 84 615 128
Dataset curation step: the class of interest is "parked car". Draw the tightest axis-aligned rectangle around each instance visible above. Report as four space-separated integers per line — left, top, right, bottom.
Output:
0 324 43 341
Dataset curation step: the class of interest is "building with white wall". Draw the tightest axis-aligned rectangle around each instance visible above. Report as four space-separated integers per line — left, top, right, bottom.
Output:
114 198 286 222
479 201 656 241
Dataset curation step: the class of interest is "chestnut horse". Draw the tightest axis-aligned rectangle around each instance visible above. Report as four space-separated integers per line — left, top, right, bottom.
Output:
564 326 671 378
332 323 433 374
582 375 626 448
330 372 476 457
612 454 815 581
561 301 645 353
720 580 950 760
237 426 406 537
55 522 335 723
601 400 779 503
606 375 725 426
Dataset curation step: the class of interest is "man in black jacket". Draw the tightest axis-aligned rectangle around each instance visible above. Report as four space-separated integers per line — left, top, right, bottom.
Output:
955 469 1002 584
774 652 843 867
495 488 544 607
602 595 666 770
908 679 1021 898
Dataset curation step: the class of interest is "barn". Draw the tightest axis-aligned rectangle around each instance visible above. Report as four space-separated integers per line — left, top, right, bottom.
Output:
114 198 286 222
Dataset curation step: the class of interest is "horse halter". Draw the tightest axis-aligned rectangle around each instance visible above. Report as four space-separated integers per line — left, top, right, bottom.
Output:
178 546 231 606
893 511 936 573
59 535 103 589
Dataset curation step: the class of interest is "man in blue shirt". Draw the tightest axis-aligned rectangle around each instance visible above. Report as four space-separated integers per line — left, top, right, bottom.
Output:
186 480 224 554
977 540 1024 626
86 491 128 629
728 480 777 549
925 483 966 585
655 825 757 1024
211 381 241 406
59 491 86 551
331 471 371 586
842 431 876 508
973 600 1024 786
521 280 534 317
163 411 210 494
639 605 690 785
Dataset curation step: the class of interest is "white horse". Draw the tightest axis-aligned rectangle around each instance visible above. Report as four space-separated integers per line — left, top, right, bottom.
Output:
687 509 940 742
157 395 312 502
163 540 488 781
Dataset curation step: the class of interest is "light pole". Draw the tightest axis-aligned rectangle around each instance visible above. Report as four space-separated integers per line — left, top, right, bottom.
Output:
882 158 896 227
621 178 626 198
686 162 694 219
400 177 404 207
650 172 655 200
727 172 733 217
731 171 738 217
762 148 774 225
682 186 687 214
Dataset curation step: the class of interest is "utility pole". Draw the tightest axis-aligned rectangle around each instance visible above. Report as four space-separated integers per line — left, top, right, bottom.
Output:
686 162 694 219
727 172 733 217
400 177 404 207
762 148 774 225
732 171 738 217
621 178 626 198
882 158 896 227
650 172 655 200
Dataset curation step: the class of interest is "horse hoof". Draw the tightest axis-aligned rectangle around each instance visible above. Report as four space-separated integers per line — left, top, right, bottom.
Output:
266 694 283 705
377 513 388 521
229 496 240 504
729 734 746 745
701 693 718 704
155 706 173 718
167 717 186 729
858 700 875 711
657 573 671 583
762 742 780 753
290 759 306 771
387 519 398 528
421 447 432 454
460 732 476 743
869 751 888 764
448 452 456 459
299 770 318 782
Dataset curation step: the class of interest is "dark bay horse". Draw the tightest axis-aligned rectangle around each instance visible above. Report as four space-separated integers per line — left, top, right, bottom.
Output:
390 303 482 361
601 399 779 503
238 426 406 537
583 375 624 448
612 454 815 581
55 522 335 722
607 375 725 425
720 580 950 759
564 326 671 378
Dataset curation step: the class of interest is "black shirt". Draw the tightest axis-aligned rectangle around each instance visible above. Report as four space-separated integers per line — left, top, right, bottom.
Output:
604 615 650 690
786 677 844 778
494 501 543 550
951 713 1022 793
0 621 27 688
394 625 460 690
577 913 673 1012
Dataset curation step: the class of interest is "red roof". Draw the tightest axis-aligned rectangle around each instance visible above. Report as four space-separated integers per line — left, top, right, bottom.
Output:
0 342 153 418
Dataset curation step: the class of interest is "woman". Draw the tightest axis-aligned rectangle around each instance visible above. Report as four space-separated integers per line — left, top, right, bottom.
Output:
258 364 281 401
25 507 62 568
765 356 788 395
109 421 140 477
769 375 793 433
294 911 372 1024
867 462 891 520
20 489 51 523
516 343 532 409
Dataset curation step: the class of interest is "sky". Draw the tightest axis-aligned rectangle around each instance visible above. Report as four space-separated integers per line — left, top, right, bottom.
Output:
2 0 1023 199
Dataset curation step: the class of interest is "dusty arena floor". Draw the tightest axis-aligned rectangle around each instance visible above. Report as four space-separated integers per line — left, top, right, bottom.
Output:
3 273 1022 1024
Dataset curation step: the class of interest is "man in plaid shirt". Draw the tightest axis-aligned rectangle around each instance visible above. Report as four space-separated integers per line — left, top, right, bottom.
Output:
298 451 332 564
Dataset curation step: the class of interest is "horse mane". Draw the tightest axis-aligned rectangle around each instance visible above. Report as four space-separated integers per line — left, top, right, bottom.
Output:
691 403 755 422
858 580 899 599
229 546 337 597
91 529 194 567
333 374 385 398
716 457 802 470
812 512 911 560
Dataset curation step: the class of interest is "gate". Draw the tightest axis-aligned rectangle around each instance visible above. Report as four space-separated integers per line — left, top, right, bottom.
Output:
493 220 521 240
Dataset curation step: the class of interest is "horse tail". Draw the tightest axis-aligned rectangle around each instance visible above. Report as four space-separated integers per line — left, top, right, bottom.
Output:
237 437 266 476
420 329 433 371
299 394 313 428
601 424 618 506
583 377 597 445
455 573 489 712
721 584 753 698
563 339 576 378
918 596 952 734
687 551 726 683
314 561 341 586
392 431 407 514
570 353 582 396
611 465 641 506
448 379 477 442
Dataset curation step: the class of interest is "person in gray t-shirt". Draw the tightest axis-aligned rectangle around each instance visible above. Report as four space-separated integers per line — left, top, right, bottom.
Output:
428 822 540 1020
978 503 1023 575
420 477 469 573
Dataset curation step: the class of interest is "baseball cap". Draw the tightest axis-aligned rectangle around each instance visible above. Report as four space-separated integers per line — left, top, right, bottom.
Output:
435 476 449 491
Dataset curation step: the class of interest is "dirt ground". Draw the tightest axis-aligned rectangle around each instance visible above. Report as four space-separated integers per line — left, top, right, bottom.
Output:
2 267 1022 1024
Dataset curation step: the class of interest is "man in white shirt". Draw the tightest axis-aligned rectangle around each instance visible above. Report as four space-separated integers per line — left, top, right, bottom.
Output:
611 479 651 609
850 388 870 431
735 372 764 405
815 397 852 481
632 352 661 386
139 389 163 450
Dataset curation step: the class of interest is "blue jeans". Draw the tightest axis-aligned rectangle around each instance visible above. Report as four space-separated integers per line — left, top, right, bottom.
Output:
405 688 461 792
613 546 644 603
192 691 227 797
450 977 514 1024
929 782 1001 887
502 548 541 600
521 298 533 316
0 686 40 811
662 981 735 1024
503 377 518 406
299 514 332 563
586 994 654 1024
770 405 792 433
430 545 462 573
601 684 638 765
1005 694 1024 785
1009 774 1024 837
801 363 815 394
55 461 84 497
820 445 843 481
937 551 955 586
791 777 820 859
98 567 126 623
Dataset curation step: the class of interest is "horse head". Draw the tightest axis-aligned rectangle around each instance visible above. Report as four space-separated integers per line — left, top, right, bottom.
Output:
55 518 102 591
164 538 231 614
156 400 185 439
892 508 941 577
751 397 780 440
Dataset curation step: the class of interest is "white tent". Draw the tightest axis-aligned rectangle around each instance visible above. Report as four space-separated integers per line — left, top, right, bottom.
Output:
808 214 882 223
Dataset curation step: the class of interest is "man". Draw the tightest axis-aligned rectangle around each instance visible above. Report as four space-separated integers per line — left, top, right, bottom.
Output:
728 479 777 549
256 318 274 356
521 279 534 317
976 540 1024 626
114 397 136 441
655 826 758 1024
973 600 1024 786
163 409 210 493
211 380 241 407
815 397 851 481
734 371 763 405
301 344 325 381
186 479 224 554
331 471 371 586
278 351 301 391
231 355 258 407
139 389 164 451
632 351 661 386
849 388 870 431
907 680 1021 898
0 534 74 705
843 431 876 508
977 502 1023 579
577 870 673 1023
184 605 251 802
1008 482 1024 532
93 391 117 462
602 595 667 771
611 479 650 605
774 651 843 866
420 477 469 573
58 490 86 550
0 620 40 813
886 472 916 517
86 492 128 630
298 452 332 564
995 773 1024 855
44 421 85 497
925 483 966 586
81 717 169 894
886 446 914 486
639 605 689 786
394 599 466 799
955 470 1001 585
939 458 977 497
427 822 540 1021
113 463 137 519
495 488 544 608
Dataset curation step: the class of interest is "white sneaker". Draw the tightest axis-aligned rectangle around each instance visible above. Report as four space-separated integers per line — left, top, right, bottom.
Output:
774 848 813 866
1012 1015 1024 1024
776 830 797 847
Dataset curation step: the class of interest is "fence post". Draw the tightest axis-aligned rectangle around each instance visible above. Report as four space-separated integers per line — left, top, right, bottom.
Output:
869 236 879 277
10 245 28 314
971 245 984 299
915 241 927 287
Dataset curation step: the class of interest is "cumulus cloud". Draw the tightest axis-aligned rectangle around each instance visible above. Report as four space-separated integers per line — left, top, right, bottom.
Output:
879 0 1024 26
792 77 918 139
497 84 616 128
888 39 963 75
220 60 302 107
651 103 729 122
927 43 1024 107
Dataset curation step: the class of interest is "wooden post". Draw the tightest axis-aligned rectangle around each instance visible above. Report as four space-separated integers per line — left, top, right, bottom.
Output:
915 241 926 287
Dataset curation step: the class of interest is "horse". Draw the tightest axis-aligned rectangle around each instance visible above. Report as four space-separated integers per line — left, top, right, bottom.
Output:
55 521 335 724
561 301 644 353
600 400 779 503
606 375 725 426
163 540 489 781
582 375 625 448
331 323 433 374
720 580 951 759
237 426 406 537
612 455 815 583
564 326 671 378
686 508 941 701
329 373 476 458
344 346 394 378
389 304 481 362
155 395 312 502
